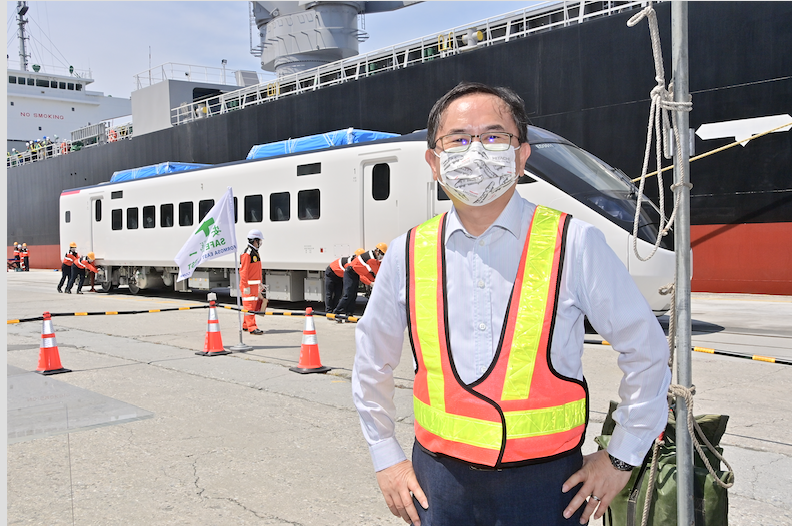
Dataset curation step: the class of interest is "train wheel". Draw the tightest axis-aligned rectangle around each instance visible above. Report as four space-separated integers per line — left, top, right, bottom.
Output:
99 281 115 293
128 283 140 295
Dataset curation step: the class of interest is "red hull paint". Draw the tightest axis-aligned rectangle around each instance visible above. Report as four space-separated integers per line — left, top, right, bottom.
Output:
691 223 792 295
7 245 61 270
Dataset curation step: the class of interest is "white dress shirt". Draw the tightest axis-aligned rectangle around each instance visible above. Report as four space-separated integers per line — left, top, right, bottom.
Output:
352 192 671 472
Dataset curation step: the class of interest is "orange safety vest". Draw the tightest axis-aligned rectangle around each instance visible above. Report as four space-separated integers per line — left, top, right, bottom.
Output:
406 206 587 468
63 250 78 266
330 255 355 278
349 251 380 286
240 246 263 301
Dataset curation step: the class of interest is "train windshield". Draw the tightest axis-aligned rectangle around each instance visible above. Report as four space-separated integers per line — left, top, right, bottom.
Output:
524 140 672 250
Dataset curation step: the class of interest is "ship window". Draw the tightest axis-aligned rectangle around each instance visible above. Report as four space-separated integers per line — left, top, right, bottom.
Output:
198 199 214 222
9 76 16 84
437 183 450 201
95 200 102 222
143 206 156 229
76 84 82 91
59 82 66 89
298 189 320 220
372 164 390 200
65 211 71 223
36 79 48 88
245 194 263 222
112 209 122 230
67 83 74 90
179 202 193 226
127 208 139 230
161 204 174 227
51 81 58 88
270 192 290 222
27 78 34 86
111 191 123 199
297 162 321 176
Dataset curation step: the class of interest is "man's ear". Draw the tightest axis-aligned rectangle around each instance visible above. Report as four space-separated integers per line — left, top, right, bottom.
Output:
519 143 531 167
425 149 440 182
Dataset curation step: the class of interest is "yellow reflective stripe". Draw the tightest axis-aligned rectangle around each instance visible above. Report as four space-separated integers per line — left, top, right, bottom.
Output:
501 207 561 401
505 398 586 439
414 396 501 450
75 312 88 316
413 214 445 411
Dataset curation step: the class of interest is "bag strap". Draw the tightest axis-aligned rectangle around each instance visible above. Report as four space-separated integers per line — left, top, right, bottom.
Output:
626 459 651 526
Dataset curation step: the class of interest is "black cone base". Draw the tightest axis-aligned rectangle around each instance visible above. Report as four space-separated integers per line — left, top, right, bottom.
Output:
37 368 72 376
195 350 232 356
289 365 331 374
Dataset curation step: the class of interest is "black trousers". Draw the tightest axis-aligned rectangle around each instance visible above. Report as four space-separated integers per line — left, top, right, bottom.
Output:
67 267 86 292
58 263 71 290
333 267 360 315
324 267 344 313
23 256 29 271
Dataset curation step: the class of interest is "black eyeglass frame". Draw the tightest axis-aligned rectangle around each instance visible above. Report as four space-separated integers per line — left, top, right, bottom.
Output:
432 132 518 152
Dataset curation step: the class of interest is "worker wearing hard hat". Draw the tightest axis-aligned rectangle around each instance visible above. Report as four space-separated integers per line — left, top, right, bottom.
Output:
12 242 21 271
20 243 29 271
240 229 266 335
333 243 388 317
58 242 79 293
325 248 365 314
67 252 98 294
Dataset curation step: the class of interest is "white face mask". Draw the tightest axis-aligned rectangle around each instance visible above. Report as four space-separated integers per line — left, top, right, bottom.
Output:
437 142 519 206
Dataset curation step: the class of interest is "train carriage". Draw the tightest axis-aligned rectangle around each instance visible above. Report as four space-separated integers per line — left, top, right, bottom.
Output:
59 127 675 312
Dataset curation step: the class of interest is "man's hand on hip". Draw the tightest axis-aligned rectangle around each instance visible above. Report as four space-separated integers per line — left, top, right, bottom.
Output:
375 460 428 525
561 449 632 524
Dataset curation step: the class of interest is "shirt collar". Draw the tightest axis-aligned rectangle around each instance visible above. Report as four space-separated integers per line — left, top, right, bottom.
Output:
445 191 525 241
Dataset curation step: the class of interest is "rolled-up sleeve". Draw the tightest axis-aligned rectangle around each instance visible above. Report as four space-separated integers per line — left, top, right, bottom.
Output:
352 233 410 472
573 223 671 466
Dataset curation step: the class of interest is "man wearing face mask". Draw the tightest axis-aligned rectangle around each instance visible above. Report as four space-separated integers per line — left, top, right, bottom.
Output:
352 82 670 526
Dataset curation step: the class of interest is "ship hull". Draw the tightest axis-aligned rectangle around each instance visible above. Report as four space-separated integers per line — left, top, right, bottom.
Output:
7 2 792 293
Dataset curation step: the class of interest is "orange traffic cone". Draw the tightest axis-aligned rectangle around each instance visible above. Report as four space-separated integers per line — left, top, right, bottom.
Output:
290 307 331 374
196 301 231 356
36 312 71 375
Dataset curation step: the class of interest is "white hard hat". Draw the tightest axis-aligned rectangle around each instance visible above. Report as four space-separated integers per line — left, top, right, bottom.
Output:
247 229 264 241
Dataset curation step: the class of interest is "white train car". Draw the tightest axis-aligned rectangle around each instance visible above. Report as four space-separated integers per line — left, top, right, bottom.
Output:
59 127 674 313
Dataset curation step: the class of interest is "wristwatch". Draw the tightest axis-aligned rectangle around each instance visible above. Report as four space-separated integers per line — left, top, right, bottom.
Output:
608 453 634 472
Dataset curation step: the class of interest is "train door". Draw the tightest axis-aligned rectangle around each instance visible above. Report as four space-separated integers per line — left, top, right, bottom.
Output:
362 158 399 249
89 195 103 254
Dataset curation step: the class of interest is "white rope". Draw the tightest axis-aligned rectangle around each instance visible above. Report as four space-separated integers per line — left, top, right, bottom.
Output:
627 4 693 261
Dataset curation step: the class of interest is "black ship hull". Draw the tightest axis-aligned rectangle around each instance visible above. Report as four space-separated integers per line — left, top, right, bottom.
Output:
7 2 791 294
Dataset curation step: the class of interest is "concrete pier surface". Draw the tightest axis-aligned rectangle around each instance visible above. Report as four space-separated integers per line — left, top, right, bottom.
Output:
6 270 792 525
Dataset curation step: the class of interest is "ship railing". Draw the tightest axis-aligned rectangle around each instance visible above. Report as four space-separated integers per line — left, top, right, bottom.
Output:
170 0 649 126
134 62 257 90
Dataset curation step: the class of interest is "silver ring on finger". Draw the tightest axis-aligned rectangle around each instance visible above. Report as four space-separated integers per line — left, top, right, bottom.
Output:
590 495 601 502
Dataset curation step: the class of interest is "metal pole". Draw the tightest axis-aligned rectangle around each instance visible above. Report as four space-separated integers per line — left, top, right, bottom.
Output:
17 2 29 71
672 3 694 525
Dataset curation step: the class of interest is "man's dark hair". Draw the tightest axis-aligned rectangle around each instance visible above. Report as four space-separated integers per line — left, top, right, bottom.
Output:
426 82 529 149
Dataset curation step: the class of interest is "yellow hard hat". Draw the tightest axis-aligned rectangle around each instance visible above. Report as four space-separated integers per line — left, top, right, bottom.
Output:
87 252 95 260
69 242 77 248
376 242 388 254
354 248 366 256
22 243 26 247
13 241 18 245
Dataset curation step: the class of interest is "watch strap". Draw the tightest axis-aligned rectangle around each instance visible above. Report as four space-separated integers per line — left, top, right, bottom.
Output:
609 453 634 471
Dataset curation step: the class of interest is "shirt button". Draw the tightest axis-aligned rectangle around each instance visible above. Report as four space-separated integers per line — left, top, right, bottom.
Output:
479 239 486 246
478 280 485 288
479 323 486 331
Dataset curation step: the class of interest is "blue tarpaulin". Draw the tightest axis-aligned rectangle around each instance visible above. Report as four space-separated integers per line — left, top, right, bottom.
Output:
246 128 399 160
110 162 212 183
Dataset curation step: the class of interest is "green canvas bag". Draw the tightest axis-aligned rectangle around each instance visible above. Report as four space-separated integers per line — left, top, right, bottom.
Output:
595 401 734 526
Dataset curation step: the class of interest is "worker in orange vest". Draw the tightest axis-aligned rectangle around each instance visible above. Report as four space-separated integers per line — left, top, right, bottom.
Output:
12 242 21 271
20 243 29 271
324 248 365 313
333 243 387 317
58 242 79 293
240 229 266 335
67 252 98 294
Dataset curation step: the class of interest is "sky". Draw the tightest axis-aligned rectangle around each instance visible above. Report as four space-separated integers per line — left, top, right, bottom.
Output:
6 1 538 99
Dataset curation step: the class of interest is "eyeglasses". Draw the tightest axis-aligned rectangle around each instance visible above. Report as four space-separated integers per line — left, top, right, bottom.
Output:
434 132 516 153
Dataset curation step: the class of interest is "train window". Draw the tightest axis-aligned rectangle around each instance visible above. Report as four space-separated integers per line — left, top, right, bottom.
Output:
270 192 290 222
437 183 450 201
245 195 263 222
179 202 194 226
297 162 321 176
233 197 238 223
198 199 214 222
95 200 102 222
298 189 320 220
127 208 139 229
143 206 156 229
65 211 71 223
161 204 174 227
372 164 390 200
111 191 123 199
112 209 122 230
